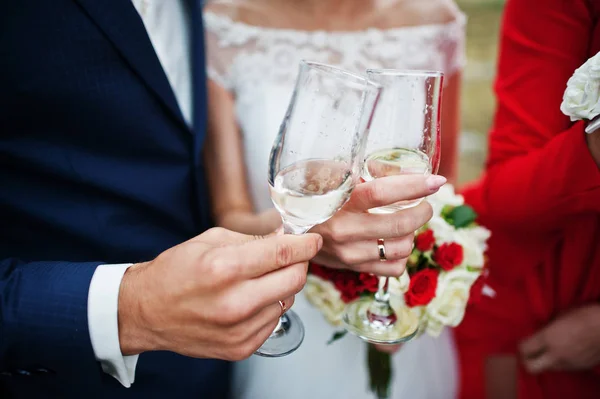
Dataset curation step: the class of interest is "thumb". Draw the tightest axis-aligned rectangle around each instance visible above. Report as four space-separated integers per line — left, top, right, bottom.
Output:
233 232 324 278
252 223 287 239
188 227 267 246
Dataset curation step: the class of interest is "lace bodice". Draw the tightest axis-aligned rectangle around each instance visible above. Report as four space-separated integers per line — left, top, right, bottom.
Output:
203 10 466 211
205 11 466 91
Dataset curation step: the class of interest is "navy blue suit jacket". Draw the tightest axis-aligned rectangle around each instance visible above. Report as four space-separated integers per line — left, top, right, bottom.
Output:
0 1 231 397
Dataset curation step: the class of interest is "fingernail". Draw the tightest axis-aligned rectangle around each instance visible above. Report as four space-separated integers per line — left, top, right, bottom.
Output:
426 175 447 191
315 234 324 250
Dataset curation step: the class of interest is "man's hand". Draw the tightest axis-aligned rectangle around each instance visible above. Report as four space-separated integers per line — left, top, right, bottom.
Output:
117 227 322 361
311 175 445 276
519 304 600 373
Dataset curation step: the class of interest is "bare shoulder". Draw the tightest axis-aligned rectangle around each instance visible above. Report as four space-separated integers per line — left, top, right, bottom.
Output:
372 0 464 29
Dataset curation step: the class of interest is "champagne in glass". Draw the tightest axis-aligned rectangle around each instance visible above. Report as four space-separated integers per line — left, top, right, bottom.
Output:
342 69 443 345
256 60 382 357
270 159 354 230
363 148 432 213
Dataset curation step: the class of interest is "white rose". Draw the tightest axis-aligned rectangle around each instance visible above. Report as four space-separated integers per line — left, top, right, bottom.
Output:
427 184 464 216
561 51 600 121
453 228 489 269
425 317 446 338
468 225 492 249
388 272 411 324
304 275 346 326
388 270 410 295
425 269 479 332
408 306 429 338
428 215 456 243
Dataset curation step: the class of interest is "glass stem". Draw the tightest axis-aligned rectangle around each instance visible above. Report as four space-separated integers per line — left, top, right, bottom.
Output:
270 313 287 336
374 276 390 303
366 276 397 327
282 220 311 235
271 219 311 336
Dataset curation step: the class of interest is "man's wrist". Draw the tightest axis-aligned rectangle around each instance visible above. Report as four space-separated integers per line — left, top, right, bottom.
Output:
118 262 157 355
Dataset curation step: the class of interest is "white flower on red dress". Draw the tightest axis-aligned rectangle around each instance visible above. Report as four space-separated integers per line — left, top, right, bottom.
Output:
561 51 600 122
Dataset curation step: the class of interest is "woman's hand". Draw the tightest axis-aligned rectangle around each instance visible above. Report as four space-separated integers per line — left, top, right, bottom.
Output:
311 174 446 277
519 304 600 373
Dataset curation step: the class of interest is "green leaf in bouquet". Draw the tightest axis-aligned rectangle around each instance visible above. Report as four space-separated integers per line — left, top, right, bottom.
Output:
413 254 432 272
327 330 348 345
359 292 376 301
407 251 420 266
441 205 455 217
446 205 478 228
422 251 434 263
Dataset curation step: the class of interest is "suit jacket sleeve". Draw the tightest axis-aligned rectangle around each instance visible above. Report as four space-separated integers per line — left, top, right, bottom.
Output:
0 258 103 378
461 0 600 233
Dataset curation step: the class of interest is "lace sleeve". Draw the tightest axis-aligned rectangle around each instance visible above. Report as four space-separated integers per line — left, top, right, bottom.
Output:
203 12 250 91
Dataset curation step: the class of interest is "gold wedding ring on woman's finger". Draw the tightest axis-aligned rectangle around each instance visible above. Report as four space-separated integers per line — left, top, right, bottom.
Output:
377 238 387 262
278 300 287 317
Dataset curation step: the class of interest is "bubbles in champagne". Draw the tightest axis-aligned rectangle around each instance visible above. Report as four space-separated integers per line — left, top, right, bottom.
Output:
362 148 431 214
270 159 353 228
363 148 431 180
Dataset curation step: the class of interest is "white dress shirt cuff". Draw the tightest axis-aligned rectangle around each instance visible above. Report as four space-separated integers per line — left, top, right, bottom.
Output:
88 263 139 387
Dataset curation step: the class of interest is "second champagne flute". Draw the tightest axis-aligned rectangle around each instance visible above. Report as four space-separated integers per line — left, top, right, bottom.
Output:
342 69 443 344
255 60 382 357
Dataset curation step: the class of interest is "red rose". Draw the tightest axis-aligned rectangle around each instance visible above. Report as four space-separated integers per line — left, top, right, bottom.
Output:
405 268 439 307
415 229 435 252
309 263 380 303
332 273 359 303
433 242 464 271
358 273 379 293
309 263 339 284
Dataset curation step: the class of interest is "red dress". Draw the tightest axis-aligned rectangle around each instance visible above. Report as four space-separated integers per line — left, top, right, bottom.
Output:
455 0 600 397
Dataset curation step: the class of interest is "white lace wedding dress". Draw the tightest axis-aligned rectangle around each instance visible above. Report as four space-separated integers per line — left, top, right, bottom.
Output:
205 11 466 399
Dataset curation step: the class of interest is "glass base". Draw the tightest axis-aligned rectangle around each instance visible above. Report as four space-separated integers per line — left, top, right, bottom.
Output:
254 310 304 357
342 297 419 344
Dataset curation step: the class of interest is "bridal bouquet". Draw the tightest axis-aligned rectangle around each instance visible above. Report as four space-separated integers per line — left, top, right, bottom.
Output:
305 184 491 398
561 50 600 134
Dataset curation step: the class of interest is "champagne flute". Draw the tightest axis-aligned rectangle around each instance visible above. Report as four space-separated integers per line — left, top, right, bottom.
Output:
255 60 382 357
342 69 443 344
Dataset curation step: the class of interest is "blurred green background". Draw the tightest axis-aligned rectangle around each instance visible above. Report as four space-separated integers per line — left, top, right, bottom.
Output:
456 0 505 184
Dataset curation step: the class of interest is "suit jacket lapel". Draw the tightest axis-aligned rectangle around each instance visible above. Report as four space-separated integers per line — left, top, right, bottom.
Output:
74 0 188 129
